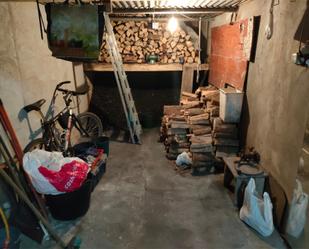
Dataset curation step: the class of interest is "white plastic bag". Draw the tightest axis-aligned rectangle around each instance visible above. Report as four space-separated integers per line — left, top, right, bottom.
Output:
285 179 308 238
239 178 274 237
23 149 89 195
176 152 192 167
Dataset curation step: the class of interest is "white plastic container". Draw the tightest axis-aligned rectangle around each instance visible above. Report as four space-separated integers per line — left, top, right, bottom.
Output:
219 88 244 123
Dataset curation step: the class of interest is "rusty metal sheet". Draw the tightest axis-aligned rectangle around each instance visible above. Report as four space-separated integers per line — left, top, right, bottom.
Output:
209 18 253 91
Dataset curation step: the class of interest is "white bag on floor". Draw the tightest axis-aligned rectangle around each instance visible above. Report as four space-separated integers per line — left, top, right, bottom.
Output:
285 179 308 238
239 178 274 237
176 152 192 167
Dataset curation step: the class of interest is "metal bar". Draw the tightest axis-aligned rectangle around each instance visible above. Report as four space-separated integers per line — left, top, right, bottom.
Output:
112 7 238 14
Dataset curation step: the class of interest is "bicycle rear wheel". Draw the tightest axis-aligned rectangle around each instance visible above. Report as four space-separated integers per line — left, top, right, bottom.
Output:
23 138 45 153
71 112 103 145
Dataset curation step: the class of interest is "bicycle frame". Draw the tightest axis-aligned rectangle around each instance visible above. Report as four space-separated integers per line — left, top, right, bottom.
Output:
41 104 90 155
25 81 93 155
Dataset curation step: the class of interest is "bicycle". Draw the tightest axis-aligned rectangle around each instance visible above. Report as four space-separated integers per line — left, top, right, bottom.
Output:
23 81 103 155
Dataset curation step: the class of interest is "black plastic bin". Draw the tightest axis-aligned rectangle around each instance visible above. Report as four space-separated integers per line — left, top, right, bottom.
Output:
73 136 109 156
45 180 92 221
87 161 106 191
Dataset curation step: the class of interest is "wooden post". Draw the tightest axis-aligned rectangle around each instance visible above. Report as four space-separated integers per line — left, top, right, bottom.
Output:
180 64 195 96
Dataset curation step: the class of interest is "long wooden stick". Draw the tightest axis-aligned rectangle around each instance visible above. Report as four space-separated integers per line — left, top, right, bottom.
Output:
0 169 66 248
0 99 49 218
0 99 23 165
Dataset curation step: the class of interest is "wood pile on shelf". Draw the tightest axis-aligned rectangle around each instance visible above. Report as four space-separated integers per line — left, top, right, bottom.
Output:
100 21 198 64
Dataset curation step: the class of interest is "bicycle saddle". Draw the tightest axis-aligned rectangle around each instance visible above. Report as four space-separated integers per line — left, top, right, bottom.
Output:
23 99 46 113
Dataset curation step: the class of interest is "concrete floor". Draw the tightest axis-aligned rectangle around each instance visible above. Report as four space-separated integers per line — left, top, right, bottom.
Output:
78 128 286 249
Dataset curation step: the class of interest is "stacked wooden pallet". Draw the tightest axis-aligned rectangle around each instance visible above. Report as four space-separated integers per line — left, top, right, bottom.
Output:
213 117 239 157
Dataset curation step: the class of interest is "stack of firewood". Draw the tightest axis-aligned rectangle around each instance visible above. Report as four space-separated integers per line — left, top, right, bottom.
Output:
100 21 198 64
197 86 220 122
213 117 239 157
161 106 190 160
182 93 216 174
160 86 242 174
160 89 218 174
190 134 215 174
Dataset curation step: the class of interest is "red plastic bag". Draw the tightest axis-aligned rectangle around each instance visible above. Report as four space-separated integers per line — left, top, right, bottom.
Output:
39 160 89 193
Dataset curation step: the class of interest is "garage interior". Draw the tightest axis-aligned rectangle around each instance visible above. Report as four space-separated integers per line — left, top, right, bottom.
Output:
0 0 309 248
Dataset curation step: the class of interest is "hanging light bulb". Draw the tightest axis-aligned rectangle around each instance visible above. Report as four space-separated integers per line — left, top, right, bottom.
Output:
167 16 178 33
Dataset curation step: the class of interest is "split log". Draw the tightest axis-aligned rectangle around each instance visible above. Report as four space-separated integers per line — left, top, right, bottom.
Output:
167 128 187 135
192 127 212 136
163 105 183 116
184 108 205 116
192 153 215 162
214 138 239 147
182 91 198 98
181 101 200 109
190 135 212 145
170 121 190 129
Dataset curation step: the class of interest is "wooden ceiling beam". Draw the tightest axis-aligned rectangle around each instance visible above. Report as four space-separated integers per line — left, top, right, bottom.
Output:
83 63 209 72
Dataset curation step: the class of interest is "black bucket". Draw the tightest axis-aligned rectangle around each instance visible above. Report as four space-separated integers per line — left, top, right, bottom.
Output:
93 136 109 156
45 180 92 221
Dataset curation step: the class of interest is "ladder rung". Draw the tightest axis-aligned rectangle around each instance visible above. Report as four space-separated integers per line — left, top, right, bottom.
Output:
104 12 142 144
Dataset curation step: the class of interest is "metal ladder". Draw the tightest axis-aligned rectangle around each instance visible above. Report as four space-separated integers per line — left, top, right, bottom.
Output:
103 12 142 144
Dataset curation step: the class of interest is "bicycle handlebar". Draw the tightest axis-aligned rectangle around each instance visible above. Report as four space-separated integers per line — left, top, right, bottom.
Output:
57 87 87 96
56 81 71 90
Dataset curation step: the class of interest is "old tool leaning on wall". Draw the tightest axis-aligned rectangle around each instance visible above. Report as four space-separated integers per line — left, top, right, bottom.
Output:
0 99 68 248
0 169 66 248
0 98 48 219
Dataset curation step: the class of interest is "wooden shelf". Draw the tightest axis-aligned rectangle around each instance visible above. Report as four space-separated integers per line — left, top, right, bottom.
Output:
83 63 209 72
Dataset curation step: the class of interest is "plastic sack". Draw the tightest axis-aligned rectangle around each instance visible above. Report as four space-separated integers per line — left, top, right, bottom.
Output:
23 149 89 195
239 178 274 237
285 179 308 238
176 152 192 167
